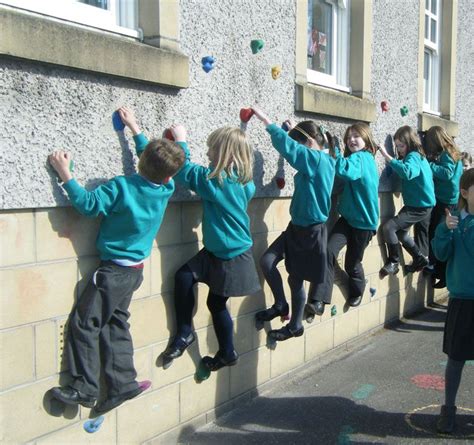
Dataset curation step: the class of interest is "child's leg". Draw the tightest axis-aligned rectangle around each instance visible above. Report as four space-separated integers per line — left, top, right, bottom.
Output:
206 292 234 358
259 233 286 309
65 277 103 398
428 202 445 267
413 208 432 257
174 263 198 338
345 227 373 303
310 217 349 305
99 267 144 397
287 275 306 331
445 358 465 407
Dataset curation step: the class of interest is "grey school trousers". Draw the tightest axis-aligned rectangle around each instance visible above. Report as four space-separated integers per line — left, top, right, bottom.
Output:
66 261 143 398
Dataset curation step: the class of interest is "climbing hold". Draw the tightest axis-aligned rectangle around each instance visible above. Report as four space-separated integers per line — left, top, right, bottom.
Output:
69 160 75 173
381 101 389 112
201 56 215 73
271 65 281 80
112 110 125 131
139 380 152 391
239 108 255 123
281 122 290 132
163 129 175 141
195 361 211 382
83 416 104 434
331 305 337 316
400 105 409 117
275 177 285 189
250 39 264 54
369 287 376 297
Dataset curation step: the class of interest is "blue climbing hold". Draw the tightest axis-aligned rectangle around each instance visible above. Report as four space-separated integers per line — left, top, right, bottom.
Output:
281 122 290 132
83 416 104 433
370 287 376 297
201 56 215 73
112 111 125 131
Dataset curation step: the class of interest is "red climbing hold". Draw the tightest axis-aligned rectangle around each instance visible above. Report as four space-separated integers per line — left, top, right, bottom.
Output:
381 101 389 112
276 177 285 189
239 108 255 123
163 129 175 141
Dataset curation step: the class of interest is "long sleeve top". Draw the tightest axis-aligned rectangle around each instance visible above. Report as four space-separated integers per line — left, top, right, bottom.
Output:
266 124 335 226
431 210 474 299
63 133 174 261
174 142 254 259
430 152 463 205
335 148 379 231
390 151 435 208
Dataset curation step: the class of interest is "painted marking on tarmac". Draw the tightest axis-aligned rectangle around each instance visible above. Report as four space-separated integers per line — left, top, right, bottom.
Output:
405 404 474 438
351 384 375 400
337 425 355 444
410 374 445 391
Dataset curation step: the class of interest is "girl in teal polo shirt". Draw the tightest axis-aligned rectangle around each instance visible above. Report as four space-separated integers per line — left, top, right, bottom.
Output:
425 126 463 288
432 168 474 434
306 122 379 318
379 126 435 276
252 106 335 342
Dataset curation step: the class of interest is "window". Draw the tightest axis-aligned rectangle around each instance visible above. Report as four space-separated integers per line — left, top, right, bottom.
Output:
307 0 350 91
1 0 138 37
423 0 441 113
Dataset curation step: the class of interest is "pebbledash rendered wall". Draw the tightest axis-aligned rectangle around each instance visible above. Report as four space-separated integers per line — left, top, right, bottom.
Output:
0 0 472 443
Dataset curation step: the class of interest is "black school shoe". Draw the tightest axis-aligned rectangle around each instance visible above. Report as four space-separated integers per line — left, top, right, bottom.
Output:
348 296 362 307
163 332 196 360
436 405 456 434
202 350 239 371
268 325 304 341
51 386 96 408
94 381 150 415
255 304 290 322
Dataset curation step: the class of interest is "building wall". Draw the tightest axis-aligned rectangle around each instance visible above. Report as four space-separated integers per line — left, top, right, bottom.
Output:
0 195 448 444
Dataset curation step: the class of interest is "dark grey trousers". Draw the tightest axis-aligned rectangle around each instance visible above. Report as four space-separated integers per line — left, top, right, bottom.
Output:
310 217 373 303
66 261 143 398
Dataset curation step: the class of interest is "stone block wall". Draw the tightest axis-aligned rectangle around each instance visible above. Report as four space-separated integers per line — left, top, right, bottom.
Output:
0 194 448 444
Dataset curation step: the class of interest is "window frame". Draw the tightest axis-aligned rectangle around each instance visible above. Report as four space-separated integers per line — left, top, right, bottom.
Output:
0 0 139 38
306 0 351 93
423 0 441 114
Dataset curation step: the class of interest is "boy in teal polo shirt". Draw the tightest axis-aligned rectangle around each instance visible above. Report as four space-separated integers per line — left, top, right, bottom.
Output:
49 107 185 414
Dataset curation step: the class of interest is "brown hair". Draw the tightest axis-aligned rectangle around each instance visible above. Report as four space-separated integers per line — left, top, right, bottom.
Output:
458 167 474 210
425 126 461 162
138 139 185 183
461 151 473 170
288 120 326 148
393 126 425 158
343 122 378 157
207 127 253 184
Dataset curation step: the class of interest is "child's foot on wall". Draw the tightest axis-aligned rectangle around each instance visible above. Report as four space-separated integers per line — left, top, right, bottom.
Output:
50 386 96 408
255 304 289 322
348 296 362 307
268 325 304 341
162 332 196 360
202 350 239 371
93 381 151 415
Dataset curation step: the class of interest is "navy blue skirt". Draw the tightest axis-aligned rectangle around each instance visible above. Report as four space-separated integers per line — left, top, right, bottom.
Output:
443 297 474 361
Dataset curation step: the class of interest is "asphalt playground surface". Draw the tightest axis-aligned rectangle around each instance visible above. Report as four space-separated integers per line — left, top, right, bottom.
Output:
178 302 474 444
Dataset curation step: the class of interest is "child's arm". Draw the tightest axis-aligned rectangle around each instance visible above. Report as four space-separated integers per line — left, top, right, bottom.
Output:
118 107 148 157
430 152 457 180
334 147 362 181
170 125 218 201
431 209 458 261
49 151 120 217
388 152 421 180
252 107 321 175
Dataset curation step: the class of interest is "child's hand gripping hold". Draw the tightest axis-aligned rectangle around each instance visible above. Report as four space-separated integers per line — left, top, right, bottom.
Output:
251 106 272 127
118 106 141 135
445 208 459 231
49 151 73 184
169 124 187 143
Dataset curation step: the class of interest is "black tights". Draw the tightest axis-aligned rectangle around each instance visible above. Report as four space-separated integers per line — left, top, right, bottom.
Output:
174 264 233 357
445 358 465 407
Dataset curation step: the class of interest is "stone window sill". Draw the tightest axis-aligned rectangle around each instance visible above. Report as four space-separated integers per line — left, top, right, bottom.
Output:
295 83 376 122
418 112 458 136
0 7 189 89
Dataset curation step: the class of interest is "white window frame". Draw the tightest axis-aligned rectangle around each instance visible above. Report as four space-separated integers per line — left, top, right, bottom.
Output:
307 0 350 93
423 0 441 114
0 0 139 38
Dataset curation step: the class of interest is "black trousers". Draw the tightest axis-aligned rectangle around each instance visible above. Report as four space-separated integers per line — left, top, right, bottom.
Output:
382 206 432 256
311 217 373 304
66 261 143 398
428 201 457 280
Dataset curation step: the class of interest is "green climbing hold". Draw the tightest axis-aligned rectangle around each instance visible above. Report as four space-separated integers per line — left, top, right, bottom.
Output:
69 160 75 173
250 39 264 54
195 361 211 382
400 106 409 117
331 305 337 316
